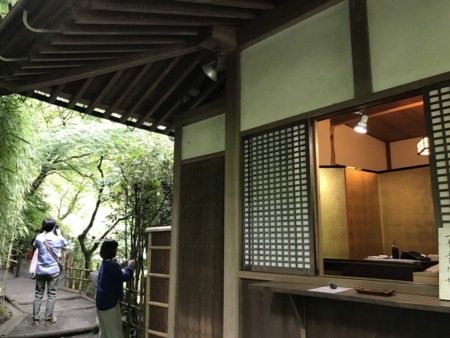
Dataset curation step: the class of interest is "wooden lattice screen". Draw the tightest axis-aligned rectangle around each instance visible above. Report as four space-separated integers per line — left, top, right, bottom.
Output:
424 81 450 228
242 121 316 275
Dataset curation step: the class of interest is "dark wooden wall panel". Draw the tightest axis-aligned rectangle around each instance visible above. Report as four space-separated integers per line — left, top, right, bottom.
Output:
149 277 168 304
152 232 171 246
176 156 224 338
242 283 450 338
148 305 168 334
241 280 302 338
306 297 450 338
150 250 170 275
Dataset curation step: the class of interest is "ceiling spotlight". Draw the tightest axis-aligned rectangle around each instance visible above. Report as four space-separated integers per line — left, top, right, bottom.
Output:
202 47 222 81
354 114 368 134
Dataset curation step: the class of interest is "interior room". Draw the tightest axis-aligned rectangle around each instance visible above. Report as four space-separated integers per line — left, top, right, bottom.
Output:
316 95 438 282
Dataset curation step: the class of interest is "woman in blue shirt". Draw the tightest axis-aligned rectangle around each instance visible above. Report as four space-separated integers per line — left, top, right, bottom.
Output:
32 218 67 326
96 239 134 338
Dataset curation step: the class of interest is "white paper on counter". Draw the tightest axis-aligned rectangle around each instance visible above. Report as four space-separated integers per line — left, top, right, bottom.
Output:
308 286 351 294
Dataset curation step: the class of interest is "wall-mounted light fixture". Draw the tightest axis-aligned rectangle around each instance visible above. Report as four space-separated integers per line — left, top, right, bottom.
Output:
202 46 222 81
354 114 368 134
417 136 430 156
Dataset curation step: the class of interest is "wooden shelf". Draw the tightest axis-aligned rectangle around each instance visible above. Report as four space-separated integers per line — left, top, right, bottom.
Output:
251 281 450 313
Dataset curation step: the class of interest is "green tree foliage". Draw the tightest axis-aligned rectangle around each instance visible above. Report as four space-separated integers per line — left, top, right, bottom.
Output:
0 94 174 274
0 0 15 17
107 134 173 256
0 95 39 254
76 131 174 270
22 101 174 271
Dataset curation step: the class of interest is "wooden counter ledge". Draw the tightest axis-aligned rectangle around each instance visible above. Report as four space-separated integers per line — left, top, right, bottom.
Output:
250 281 450 313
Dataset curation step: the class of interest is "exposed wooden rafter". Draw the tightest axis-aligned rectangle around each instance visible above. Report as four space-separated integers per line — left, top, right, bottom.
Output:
74 11 239 26
173 0 275 10
0 0 296 134
88 0 258 19
136 52 204 127
103 64 152 119
120 57 182 123
2 42 204 92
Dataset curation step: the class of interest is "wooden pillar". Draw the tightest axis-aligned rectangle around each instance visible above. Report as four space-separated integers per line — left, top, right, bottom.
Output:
167 123 182 338
349 0 372 97
223 51 241 338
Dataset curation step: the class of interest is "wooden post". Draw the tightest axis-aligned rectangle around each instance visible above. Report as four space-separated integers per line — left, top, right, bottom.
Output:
223 51 241 338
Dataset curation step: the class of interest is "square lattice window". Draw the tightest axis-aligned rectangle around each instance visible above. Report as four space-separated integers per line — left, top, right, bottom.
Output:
242 122 315 274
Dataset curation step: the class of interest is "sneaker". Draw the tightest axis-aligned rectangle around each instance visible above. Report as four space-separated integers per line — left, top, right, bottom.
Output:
32 320 39 326
44 316 57 326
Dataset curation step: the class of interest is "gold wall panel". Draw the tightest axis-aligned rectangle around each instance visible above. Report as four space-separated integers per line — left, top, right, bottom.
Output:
378 167 437 255
345 169 384 259
319 168 349 259
319 166 437 262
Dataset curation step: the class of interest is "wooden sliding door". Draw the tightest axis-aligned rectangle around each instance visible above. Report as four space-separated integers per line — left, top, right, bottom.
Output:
175 156 224 338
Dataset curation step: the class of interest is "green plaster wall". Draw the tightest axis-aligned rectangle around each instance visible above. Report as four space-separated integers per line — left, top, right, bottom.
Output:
181 114 225 160
240 1 354 131
368 0 450 92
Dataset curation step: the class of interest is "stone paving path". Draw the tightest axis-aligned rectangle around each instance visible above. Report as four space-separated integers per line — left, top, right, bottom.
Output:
0 265 98 338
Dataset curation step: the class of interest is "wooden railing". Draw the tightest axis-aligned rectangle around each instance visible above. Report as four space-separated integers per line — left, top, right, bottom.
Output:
62 254 95 297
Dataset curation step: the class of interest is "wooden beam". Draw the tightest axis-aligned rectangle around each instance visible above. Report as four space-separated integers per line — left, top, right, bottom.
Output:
187 74 225 110
173 0 274 10
103 64 152 119
74 10 238 26
51 35 186 46
39 45 149 54
10 71 47 77
149 100 182 132
67 77 94 109
86 70 124 114
199 25 236 55
237 0 343 49
148 71 209 131
60 23 199 36
349 0 372 97
148 66 217 131
120 57 181 123
173 96 225 127
89 0 257 19
3 43 203 92
135 53 204 127
20 62 85 69
49 83 65 104
29 54 115 62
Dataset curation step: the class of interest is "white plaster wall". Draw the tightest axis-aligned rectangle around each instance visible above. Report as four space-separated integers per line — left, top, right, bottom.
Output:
317 119 387 170
181 114 225 160
368 0 450 92
317 121 429 170
240 1 354 131
390 138 429 169
334 125 387 171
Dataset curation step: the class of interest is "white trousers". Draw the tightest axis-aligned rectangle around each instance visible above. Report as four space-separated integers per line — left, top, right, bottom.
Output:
97 302 123 338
